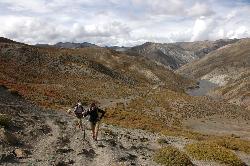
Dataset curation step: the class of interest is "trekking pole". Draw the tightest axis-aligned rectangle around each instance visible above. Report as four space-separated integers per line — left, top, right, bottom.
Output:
83 122 86 140
82 116 87 140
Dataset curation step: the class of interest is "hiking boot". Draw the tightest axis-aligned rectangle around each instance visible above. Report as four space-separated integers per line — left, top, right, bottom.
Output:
93 135 97 141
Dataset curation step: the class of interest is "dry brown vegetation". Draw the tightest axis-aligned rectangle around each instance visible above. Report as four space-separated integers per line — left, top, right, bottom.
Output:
154 146 194 166
0 42 193 109
185 142 245 166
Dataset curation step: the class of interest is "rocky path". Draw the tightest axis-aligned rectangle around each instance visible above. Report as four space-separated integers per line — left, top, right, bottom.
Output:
5 106 191 166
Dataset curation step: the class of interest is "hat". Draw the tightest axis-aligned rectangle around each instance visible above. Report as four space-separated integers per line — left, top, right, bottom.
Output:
90 103 96 107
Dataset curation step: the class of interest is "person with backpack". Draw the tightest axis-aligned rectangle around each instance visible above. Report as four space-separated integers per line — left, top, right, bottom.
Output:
84 103 105 141
73 102 86 131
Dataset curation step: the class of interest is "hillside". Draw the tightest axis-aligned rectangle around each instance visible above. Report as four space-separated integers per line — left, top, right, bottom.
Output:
126 39 238 70
0 37 25 45
1 38 250 165
0 39 193 109
177 39 250 109
175 39 239 58
127 42 197 69
3 86 249 166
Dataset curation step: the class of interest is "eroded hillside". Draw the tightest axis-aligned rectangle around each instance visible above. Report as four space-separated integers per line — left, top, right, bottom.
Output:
0 41 193 109
177 39 250 109
126 39 238 70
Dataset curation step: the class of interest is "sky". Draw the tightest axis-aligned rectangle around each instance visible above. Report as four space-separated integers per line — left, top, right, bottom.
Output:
0 0 250 46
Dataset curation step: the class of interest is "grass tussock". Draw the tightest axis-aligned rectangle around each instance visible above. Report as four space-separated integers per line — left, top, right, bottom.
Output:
154 146 194 166
185 142 245 166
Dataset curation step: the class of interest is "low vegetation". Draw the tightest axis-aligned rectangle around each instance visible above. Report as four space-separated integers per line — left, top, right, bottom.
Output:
154 145 194 166
185 142 245 166
157 138 169 145
0 114 12 128
210 137 250 154
103 107 166 132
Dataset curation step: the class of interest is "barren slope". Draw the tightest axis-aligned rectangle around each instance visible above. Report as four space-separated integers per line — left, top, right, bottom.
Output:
177 39 250 108
126 39 238 70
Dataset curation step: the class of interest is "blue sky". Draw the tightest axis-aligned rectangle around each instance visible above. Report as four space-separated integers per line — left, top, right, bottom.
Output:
0 0 250 46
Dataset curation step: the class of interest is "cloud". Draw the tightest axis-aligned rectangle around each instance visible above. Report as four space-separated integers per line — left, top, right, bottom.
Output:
0 15 131 45
187 2 215 17
0 0 250 46
191 17 216 41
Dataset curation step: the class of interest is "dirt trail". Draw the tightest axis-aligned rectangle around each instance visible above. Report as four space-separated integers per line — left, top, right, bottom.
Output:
22 119 60 165
11 106 185 166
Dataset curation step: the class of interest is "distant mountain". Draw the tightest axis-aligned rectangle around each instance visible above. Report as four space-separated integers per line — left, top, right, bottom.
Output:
107 46 129 52
35 43 54 48
177 39 250 109
127 39 239 69
175 39 239 58
54 42 98 48
36 42 98 48
127 42 197 69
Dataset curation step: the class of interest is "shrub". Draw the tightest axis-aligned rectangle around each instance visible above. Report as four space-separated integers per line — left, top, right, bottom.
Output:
0 114 12 127
157 138 169 145
8 88 22 97
211 137 250 154
185 142 245 166
103 107 166 132
154 145 194 166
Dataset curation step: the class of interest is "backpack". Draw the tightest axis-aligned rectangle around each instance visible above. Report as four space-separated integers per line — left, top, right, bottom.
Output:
74 105 84 118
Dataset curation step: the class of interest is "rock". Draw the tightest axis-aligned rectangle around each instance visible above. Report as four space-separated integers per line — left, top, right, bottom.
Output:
0 152 16 162
56 147 74 154
55 161 67 166
14 148 27 158
67 159 75 164
118 153 137 162
0 128 19 145
78 149 96 158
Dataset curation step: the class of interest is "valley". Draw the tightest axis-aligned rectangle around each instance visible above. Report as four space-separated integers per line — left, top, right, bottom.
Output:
186 80 219 97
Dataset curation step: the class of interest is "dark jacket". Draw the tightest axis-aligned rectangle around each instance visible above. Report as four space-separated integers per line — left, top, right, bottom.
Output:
84 107 105 122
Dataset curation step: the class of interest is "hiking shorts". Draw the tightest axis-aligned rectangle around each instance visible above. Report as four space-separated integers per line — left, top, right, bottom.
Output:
90 121 99 131
75 113 83 119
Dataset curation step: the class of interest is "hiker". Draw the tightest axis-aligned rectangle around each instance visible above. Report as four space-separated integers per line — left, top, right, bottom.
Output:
84 103 105 141
73 102 86 130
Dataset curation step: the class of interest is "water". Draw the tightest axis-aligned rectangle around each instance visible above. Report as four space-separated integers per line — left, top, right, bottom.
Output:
187 80 219 96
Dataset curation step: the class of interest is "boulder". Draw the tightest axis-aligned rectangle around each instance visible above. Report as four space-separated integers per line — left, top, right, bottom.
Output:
14 148 27 158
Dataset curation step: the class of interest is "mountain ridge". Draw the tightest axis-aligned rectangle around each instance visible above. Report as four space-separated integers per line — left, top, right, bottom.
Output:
36 41 98 48
126 39 240 69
